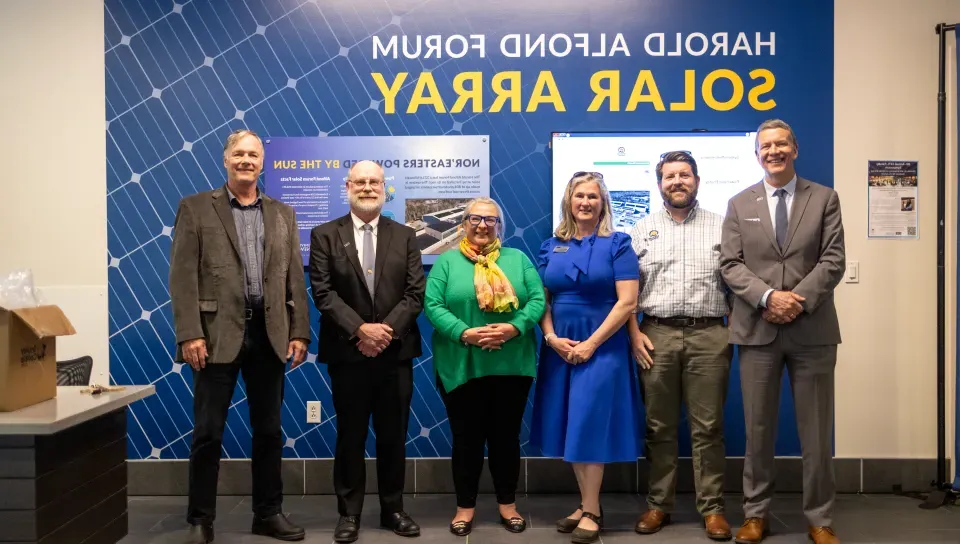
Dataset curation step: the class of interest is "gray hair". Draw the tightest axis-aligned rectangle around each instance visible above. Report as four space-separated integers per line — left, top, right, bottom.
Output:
755 119 797 150
462 196 507 235
223 129 263 156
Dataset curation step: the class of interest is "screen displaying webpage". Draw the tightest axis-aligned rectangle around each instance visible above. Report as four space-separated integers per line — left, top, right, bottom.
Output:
551 132 765 232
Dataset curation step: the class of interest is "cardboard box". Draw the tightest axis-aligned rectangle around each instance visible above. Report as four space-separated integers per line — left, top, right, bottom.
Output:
0 305 76 412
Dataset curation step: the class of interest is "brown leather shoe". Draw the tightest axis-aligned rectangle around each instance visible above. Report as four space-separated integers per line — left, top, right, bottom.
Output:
808 526 840 544
704 514 732 541
734 518 768 544
634 509 670 534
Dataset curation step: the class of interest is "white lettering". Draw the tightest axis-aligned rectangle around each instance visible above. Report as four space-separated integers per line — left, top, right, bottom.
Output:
373 35 397 59
645 33 665 56
686 32 708 56
732 32 752 55
711 32 729 55
501 34 520 57
756 31 775 55
526 34 545 57
424 35 441 58
610 33 630 56
549 34 572 57
445 35 468 58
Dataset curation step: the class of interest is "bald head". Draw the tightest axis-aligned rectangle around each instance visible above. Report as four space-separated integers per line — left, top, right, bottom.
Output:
346 160 386 215
348 160 384 182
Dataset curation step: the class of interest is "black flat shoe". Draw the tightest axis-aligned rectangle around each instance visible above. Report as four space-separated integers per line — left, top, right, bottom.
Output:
449 519 473 536
252 513 305 541
334 516 360 543
556 503 583 533
500 515 527 533
380 511 420 537
571 511 603 544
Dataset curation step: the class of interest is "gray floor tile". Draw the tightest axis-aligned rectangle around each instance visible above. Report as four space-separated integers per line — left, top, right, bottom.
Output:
118 493 960 544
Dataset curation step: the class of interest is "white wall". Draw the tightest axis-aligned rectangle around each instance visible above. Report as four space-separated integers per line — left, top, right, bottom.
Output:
834 0 959 460
0 0 108 382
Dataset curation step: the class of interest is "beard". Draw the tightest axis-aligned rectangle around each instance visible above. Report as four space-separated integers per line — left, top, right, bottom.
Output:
662 187 697 209
350 192 385 213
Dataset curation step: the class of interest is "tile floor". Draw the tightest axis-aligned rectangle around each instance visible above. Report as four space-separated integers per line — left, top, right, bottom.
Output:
120 493 960 543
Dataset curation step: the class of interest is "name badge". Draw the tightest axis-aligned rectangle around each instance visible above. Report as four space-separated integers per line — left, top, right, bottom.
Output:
553 246 569 253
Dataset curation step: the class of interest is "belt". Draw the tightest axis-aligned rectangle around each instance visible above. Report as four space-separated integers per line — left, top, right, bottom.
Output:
244 307 265 320
645 315 724 328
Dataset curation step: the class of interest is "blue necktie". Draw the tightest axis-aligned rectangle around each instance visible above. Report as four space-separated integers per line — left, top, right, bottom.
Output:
361 224 375 297
774 188 788 249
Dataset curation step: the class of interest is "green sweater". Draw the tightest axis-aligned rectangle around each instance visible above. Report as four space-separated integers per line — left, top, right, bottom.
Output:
424 247 546 392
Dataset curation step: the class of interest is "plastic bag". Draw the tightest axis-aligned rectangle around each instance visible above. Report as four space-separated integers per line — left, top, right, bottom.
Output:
0 269 44 309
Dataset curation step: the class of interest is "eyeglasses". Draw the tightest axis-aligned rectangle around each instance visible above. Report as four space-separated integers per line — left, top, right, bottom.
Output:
465 214 501 227
572 171 604 180
350 179 383 188
660 150 693 159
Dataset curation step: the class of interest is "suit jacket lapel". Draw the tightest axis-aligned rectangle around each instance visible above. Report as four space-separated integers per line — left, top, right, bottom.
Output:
337 216 366 287
751 183 779 252
212 188 241 259
783 177 812 253
261 195 278 272
374 218 393 295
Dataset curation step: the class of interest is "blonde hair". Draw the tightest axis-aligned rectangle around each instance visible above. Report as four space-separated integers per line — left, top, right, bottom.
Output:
554 173 614 241
462 196 506 235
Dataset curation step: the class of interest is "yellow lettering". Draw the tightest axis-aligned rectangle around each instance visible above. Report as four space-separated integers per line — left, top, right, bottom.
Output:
669 70 696 111
702 69 744 111
330 160 340 168
451 71 483 113
526 71 565 112
407 72 447 113
371 72 406 114
748 68 776 110
625 70 665 111
490 71 522 113
588 70 620 112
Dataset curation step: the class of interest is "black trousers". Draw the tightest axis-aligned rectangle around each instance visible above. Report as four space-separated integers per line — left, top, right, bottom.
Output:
439 375 533 508
328 357 413 516
186 315 285 524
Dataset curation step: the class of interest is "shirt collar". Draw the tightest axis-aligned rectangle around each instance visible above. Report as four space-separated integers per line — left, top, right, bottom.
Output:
351 212 380 231
224 184 262 207
660 200 700 224
763 174 798 197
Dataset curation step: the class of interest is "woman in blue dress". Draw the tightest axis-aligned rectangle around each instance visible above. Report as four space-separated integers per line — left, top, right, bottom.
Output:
531 172 643 544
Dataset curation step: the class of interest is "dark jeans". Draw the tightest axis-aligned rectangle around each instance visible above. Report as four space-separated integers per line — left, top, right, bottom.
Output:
439 375 533 508
186 314 285 524
328 357 413 517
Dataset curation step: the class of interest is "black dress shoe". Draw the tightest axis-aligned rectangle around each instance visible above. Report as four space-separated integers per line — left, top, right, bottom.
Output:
381 511 420 537
334 515 360 543
251 513 305 541
185 523 214 543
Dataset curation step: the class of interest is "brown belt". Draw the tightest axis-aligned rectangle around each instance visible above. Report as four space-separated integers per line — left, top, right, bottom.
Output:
644 315 724 328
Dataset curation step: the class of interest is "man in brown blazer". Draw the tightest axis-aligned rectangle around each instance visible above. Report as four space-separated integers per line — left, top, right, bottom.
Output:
170 129 311 543
720 119 845 544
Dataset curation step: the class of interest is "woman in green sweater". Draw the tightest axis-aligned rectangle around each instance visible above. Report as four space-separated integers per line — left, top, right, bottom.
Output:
424 197 546 537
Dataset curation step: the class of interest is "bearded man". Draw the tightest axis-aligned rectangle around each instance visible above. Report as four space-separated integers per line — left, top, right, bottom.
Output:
626 151 734 542
308 160 426 543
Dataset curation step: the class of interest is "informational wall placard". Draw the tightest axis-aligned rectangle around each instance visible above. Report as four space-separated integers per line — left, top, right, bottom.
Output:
867 160 918 239
263 135 490 265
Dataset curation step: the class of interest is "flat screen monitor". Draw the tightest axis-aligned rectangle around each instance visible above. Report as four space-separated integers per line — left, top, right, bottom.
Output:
550 131 766 233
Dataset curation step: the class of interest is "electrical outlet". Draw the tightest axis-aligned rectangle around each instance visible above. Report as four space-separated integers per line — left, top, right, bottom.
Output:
306 401 321 423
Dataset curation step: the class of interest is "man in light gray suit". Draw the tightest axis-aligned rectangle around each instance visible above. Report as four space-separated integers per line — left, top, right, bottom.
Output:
720 119 845 544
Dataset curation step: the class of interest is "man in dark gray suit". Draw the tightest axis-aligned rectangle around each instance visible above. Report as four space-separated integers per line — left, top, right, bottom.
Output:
720 119 845 544
170 129 311 543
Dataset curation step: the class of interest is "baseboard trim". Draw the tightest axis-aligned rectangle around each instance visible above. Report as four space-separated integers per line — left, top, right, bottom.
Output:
127 457 942 496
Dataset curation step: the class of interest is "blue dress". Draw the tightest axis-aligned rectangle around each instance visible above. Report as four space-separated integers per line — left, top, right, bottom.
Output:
530 231 643 463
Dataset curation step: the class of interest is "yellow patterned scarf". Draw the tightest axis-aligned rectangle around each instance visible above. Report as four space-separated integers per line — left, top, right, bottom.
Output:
459 237 519 313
